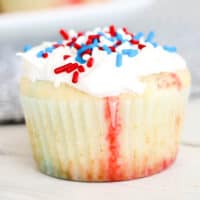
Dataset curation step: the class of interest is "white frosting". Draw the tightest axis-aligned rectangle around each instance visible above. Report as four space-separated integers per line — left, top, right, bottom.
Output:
18 27 187 97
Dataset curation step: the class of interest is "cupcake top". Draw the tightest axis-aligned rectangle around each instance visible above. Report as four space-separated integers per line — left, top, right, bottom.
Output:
18 25 187 97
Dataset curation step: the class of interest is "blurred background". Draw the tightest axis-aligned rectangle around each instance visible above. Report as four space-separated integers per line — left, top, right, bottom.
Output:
0 0 199 124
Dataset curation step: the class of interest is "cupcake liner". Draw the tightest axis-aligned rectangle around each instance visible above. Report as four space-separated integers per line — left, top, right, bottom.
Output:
21 86 189 181
21 96 108 181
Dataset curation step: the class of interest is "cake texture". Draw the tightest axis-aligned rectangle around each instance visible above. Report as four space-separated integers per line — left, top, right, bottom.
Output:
18 26 190 181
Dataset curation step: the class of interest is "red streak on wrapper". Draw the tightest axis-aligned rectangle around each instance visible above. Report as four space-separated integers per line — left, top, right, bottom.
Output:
170 73 182 90
104 97 122 181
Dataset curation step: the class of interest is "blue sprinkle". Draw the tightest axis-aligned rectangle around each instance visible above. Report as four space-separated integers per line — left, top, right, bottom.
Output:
122 49 138 57
145 31 155 42
36 50 44 58
45 47 54 53
98 32 115 42
102 45 112 54
134 32 144 40
116 33 124 42
150 42 158 48
116 53 123 67
163 45 177 53
75 56 85 64
57 40 63 44
23 45 32 52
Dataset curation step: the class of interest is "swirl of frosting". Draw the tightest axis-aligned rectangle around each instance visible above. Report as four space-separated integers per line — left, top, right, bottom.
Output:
18 26 187 97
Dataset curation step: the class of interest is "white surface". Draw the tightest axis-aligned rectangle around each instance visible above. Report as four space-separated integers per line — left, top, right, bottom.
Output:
0 100 200 200
182 99 200 146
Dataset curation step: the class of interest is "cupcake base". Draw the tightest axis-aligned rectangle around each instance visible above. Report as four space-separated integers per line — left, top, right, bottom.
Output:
20 72 189 181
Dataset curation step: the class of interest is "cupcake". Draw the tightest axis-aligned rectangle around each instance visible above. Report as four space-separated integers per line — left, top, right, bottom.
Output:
18 26 190 181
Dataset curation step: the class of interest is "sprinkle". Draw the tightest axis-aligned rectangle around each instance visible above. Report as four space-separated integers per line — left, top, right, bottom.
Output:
122 49 138 57
109 46 116 52
87 57 94 68
77 32 84 37
122 27 134 37
78 65 85 72
75 56 85 64
60 29 69 40
23 45 32 52
130 39 139 45
45 47 54 53
116 33 124 42
76 40 98 63
116 53 122 67
65 63 78 73
98 32 115 42
36 50 44 58
53 43 63 49
73 43 81 50
115 40 122 46
81 49 92 56
138 44 146 50
102 45 112 54
163 45 177 53
57 40 63 45
63 55 71 60
151 42 158 48
145 31 155 42
42 53 48 58
134 32 144 40
67 37 76 46
109 25 116 37
54 65 68 74
88 34 101 41
72 71 79 83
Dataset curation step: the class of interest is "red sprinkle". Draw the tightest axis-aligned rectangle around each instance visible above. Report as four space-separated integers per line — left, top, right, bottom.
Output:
109 25 116 37
54 65 68 74
67 37 77 46
77 32 84 37
78 65 85 73
86 38 93 45
42 53 48 58
115 40 122 46
72 71 79 83
73 43 81 49
130 39 139 45
63 55 71 60
60 29 69 40
81 49 92 56
138 44 146 50
109 46 116 52
87 57 94 68
65 63 78 73
122 27 134 37
98 47 103 50
88 34 100 40
53 43 63 48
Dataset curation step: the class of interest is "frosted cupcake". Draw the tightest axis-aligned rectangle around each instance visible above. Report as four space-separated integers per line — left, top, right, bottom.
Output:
18 26 190 181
